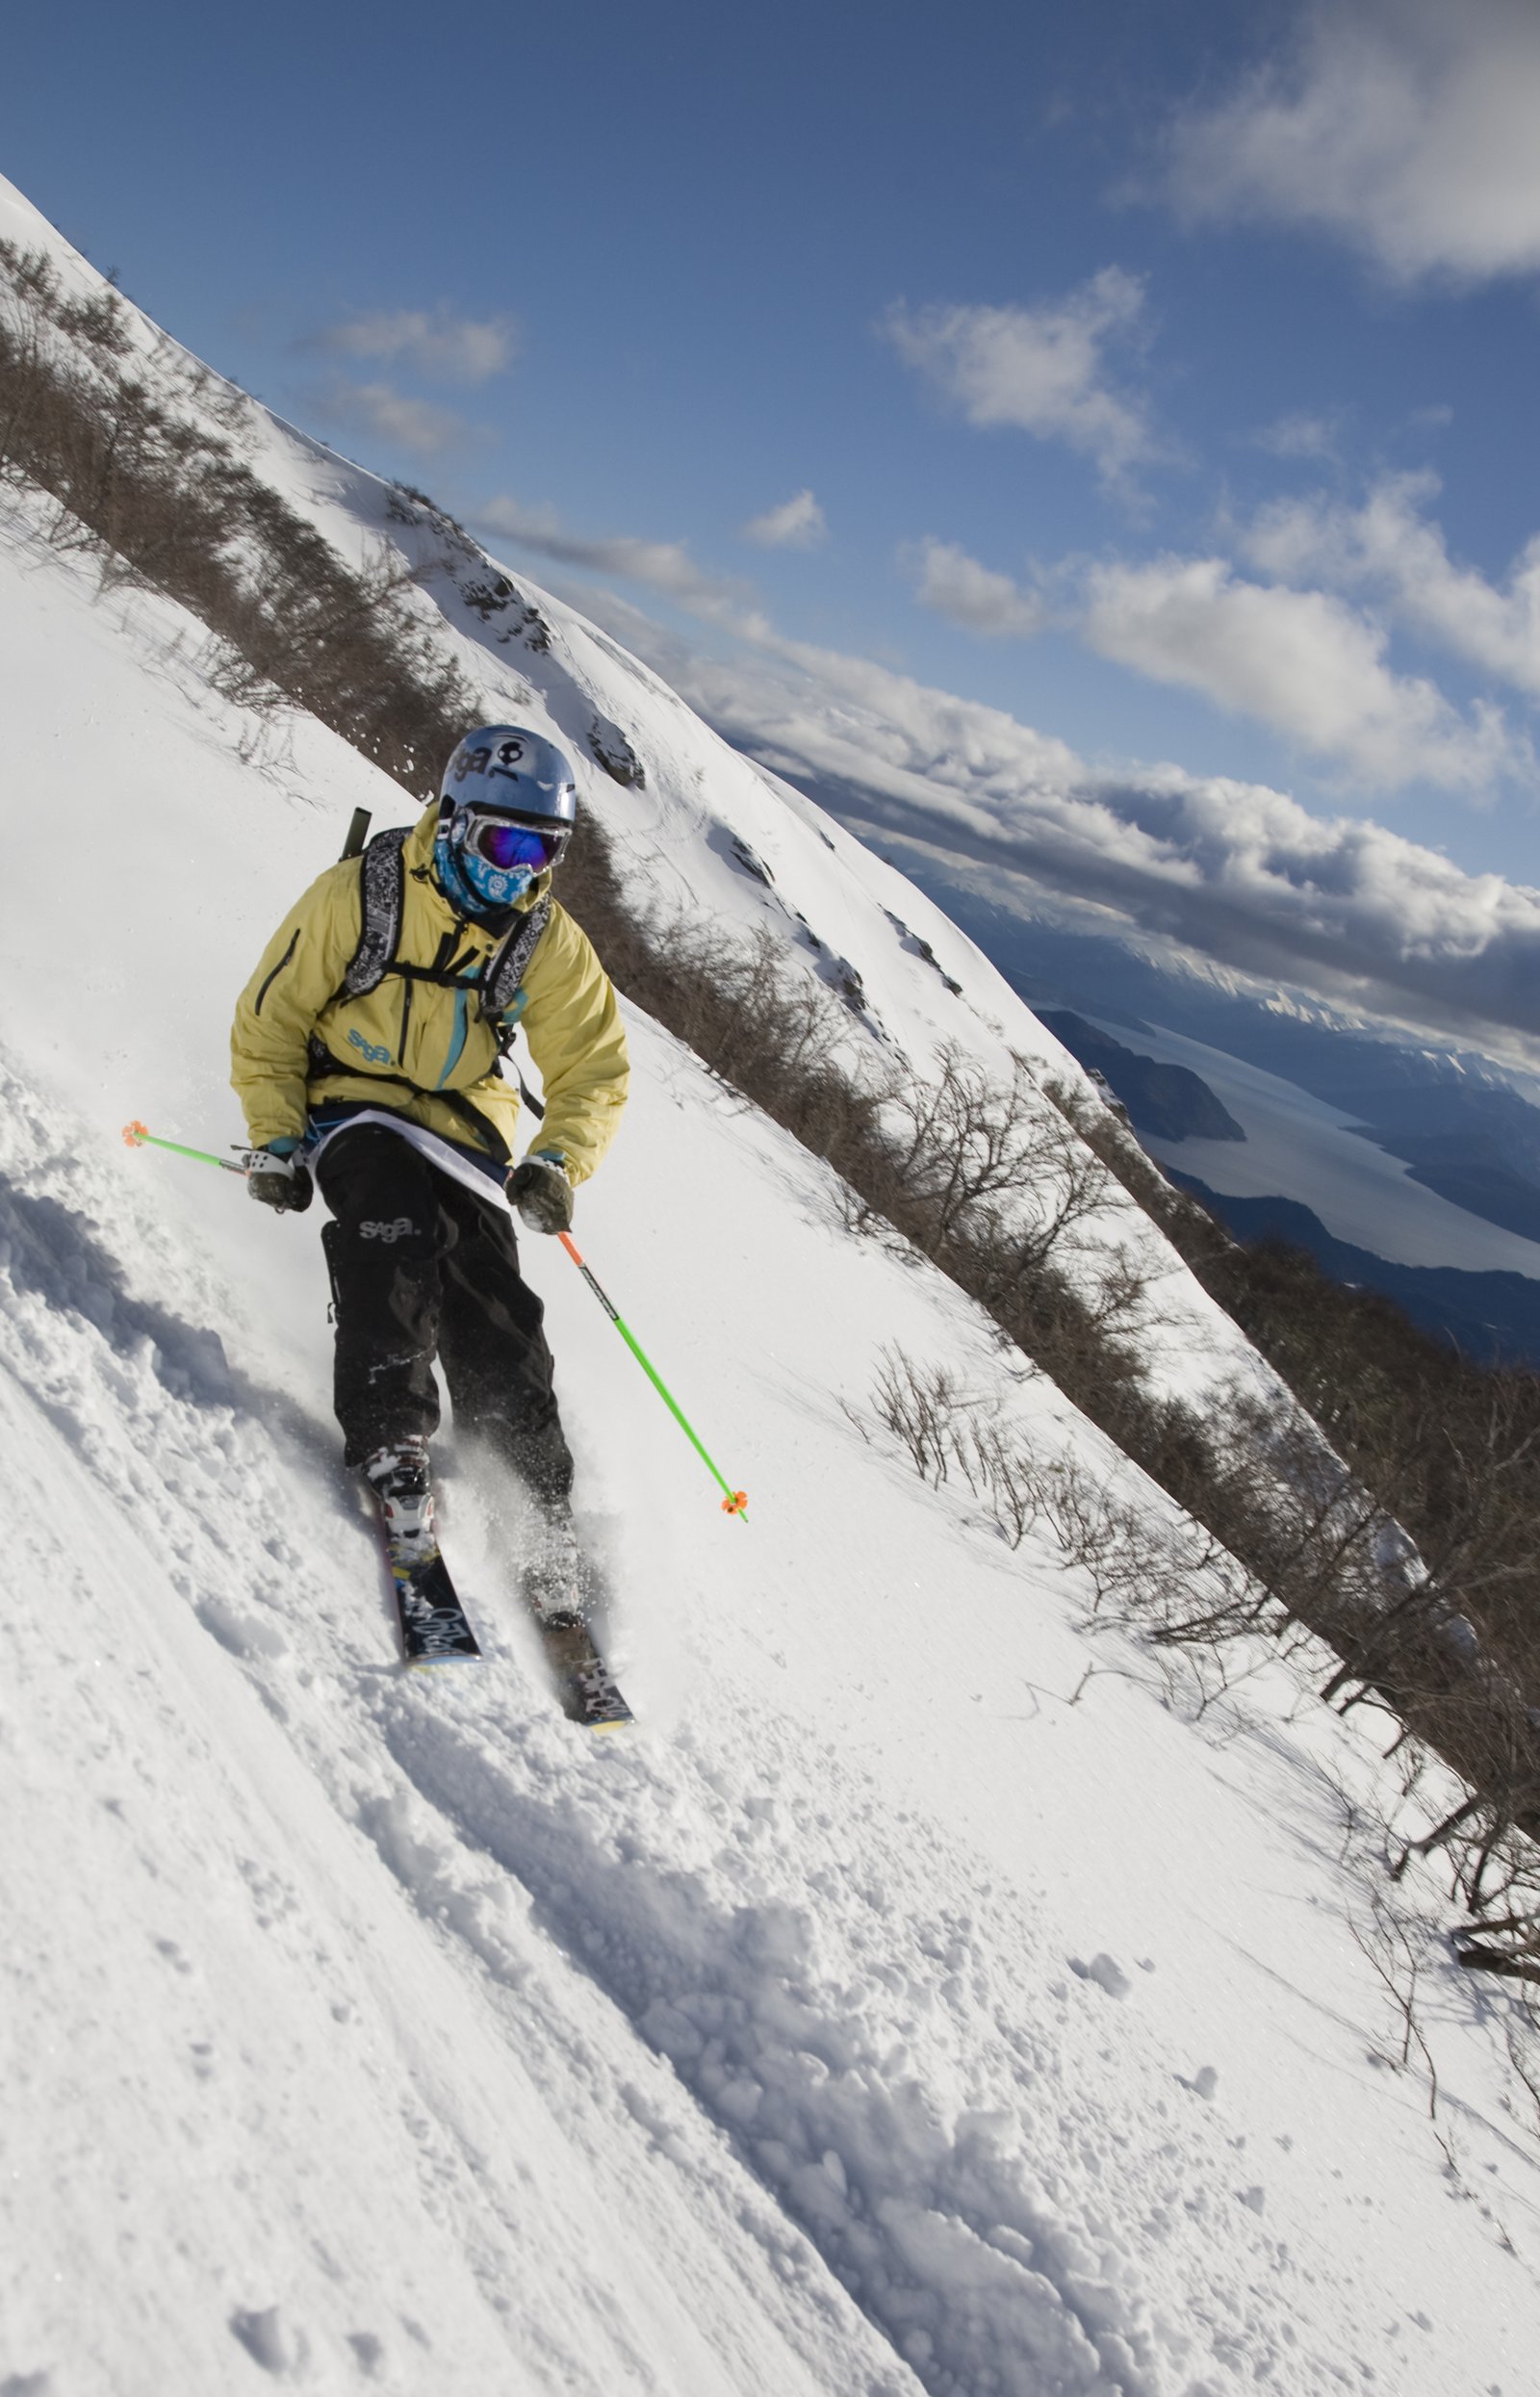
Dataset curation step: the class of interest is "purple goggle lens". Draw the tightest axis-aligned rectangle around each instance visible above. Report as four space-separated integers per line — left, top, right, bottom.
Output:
465 816 564 872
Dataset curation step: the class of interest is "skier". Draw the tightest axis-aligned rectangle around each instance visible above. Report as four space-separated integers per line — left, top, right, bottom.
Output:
230 726 629 1611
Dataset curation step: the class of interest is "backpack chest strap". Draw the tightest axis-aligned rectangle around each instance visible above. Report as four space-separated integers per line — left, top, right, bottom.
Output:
338 827 551 1017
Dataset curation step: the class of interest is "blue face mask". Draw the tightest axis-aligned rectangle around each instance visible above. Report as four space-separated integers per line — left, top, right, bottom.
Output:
434 809 562 918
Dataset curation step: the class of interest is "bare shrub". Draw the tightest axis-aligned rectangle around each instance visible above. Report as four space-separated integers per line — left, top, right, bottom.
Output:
56 285 131 354
861 1347 1053 1543
871 1045 1119 1281
1452 1908 1540 1987
824 1044 1169 1449
1350 1889 1441 2115
571 905 893 1183
860 1349 1279 1683
868 1346 990 1489
1035 1452 1278 1664
965 1416 1046 1549
0 242 482 793
1047 1071 1228 1266
197 631 287 717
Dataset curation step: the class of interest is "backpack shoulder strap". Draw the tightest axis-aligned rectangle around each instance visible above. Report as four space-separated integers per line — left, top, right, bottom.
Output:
481 896 552 1018
341 826 409 998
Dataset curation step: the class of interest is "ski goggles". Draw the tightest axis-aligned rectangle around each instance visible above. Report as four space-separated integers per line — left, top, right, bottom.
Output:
458 811 569 873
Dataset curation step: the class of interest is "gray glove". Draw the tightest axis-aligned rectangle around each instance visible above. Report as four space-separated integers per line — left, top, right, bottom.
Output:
507 1151 573 1235
246 1147 313 1213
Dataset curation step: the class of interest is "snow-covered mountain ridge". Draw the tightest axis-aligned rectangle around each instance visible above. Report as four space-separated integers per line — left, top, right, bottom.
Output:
2 169 1538 2394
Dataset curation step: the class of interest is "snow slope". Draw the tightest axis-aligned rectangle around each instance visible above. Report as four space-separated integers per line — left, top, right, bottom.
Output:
2 183 1539 2395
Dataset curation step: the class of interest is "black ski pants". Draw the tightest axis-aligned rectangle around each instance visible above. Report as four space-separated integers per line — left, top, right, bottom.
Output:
317 1124 574 1503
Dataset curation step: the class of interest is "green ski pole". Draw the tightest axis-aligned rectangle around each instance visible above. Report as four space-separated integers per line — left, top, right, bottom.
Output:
122 1120 248 1174
556 1230 749 1522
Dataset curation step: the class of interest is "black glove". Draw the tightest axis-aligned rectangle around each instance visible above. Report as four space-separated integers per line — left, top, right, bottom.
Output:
507 1152 573 1235
246 1147 313 1213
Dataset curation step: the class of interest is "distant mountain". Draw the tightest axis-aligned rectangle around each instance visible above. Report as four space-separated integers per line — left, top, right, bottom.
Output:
879 883 1540 1265
1041 1012 1245 1144
1175 1176 1540 1369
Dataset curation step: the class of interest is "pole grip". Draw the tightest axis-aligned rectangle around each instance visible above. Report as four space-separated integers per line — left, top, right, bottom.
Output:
341 807 372 862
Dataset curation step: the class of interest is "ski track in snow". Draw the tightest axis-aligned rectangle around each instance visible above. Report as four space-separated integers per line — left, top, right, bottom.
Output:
3 1047 1522 2397
1 1069 913 2397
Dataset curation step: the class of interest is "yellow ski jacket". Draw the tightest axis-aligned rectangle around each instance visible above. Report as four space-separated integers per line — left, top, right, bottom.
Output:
231 803 629 1182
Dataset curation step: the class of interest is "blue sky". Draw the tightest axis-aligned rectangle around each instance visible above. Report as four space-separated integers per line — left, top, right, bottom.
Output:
7 0 1540 907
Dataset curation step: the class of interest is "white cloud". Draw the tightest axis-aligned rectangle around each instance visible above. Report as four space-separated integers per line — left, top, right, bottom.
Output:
475 496 753 620
1250 410 1342 461
901 514 1530 788
483 486 1527 804
883 268 1155 486
742 489 827 549
312 305 516 383
1241 474 1540 697
307 374 474 459
471 529 1540 1051
909 539 1045 638
668 635 1540 1052
1078 551 1523 793
1165 0 1540 283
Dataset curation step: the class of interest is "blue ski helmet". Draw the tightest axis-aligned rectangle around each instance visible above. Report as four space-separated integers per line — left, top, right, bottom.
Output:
433 726 578 919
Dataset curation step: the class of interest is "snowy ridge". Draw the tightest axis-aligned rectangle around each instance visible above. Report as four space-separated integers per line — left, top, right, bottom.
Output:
1 173 1538 2394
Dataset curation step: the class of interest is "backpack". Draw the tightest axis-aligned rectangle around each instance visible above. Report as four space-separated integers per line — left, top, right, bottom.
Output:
307 823 552 1158
342 824 551 1022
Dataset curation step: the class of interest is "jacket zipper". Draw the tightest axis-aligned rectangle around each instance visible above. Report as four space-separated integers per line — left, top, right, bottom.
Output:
436 988 471 1089
253 929 299 1016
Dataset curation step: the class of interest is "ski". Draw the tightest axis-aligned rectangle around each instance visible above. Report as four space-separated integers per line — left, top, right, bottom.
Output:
367 1450 628 1720
515 1519 634 1730
525 1597 633 1731
390 1537 483 1667
383 1527 631 1721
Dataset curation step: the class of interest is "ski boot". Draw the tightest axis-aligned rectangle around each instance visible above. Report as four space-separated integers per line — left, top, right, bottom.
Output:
363 1436 437 1567
364 1439 481 1665
520 1498 587 1623
521 1503 632 1729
